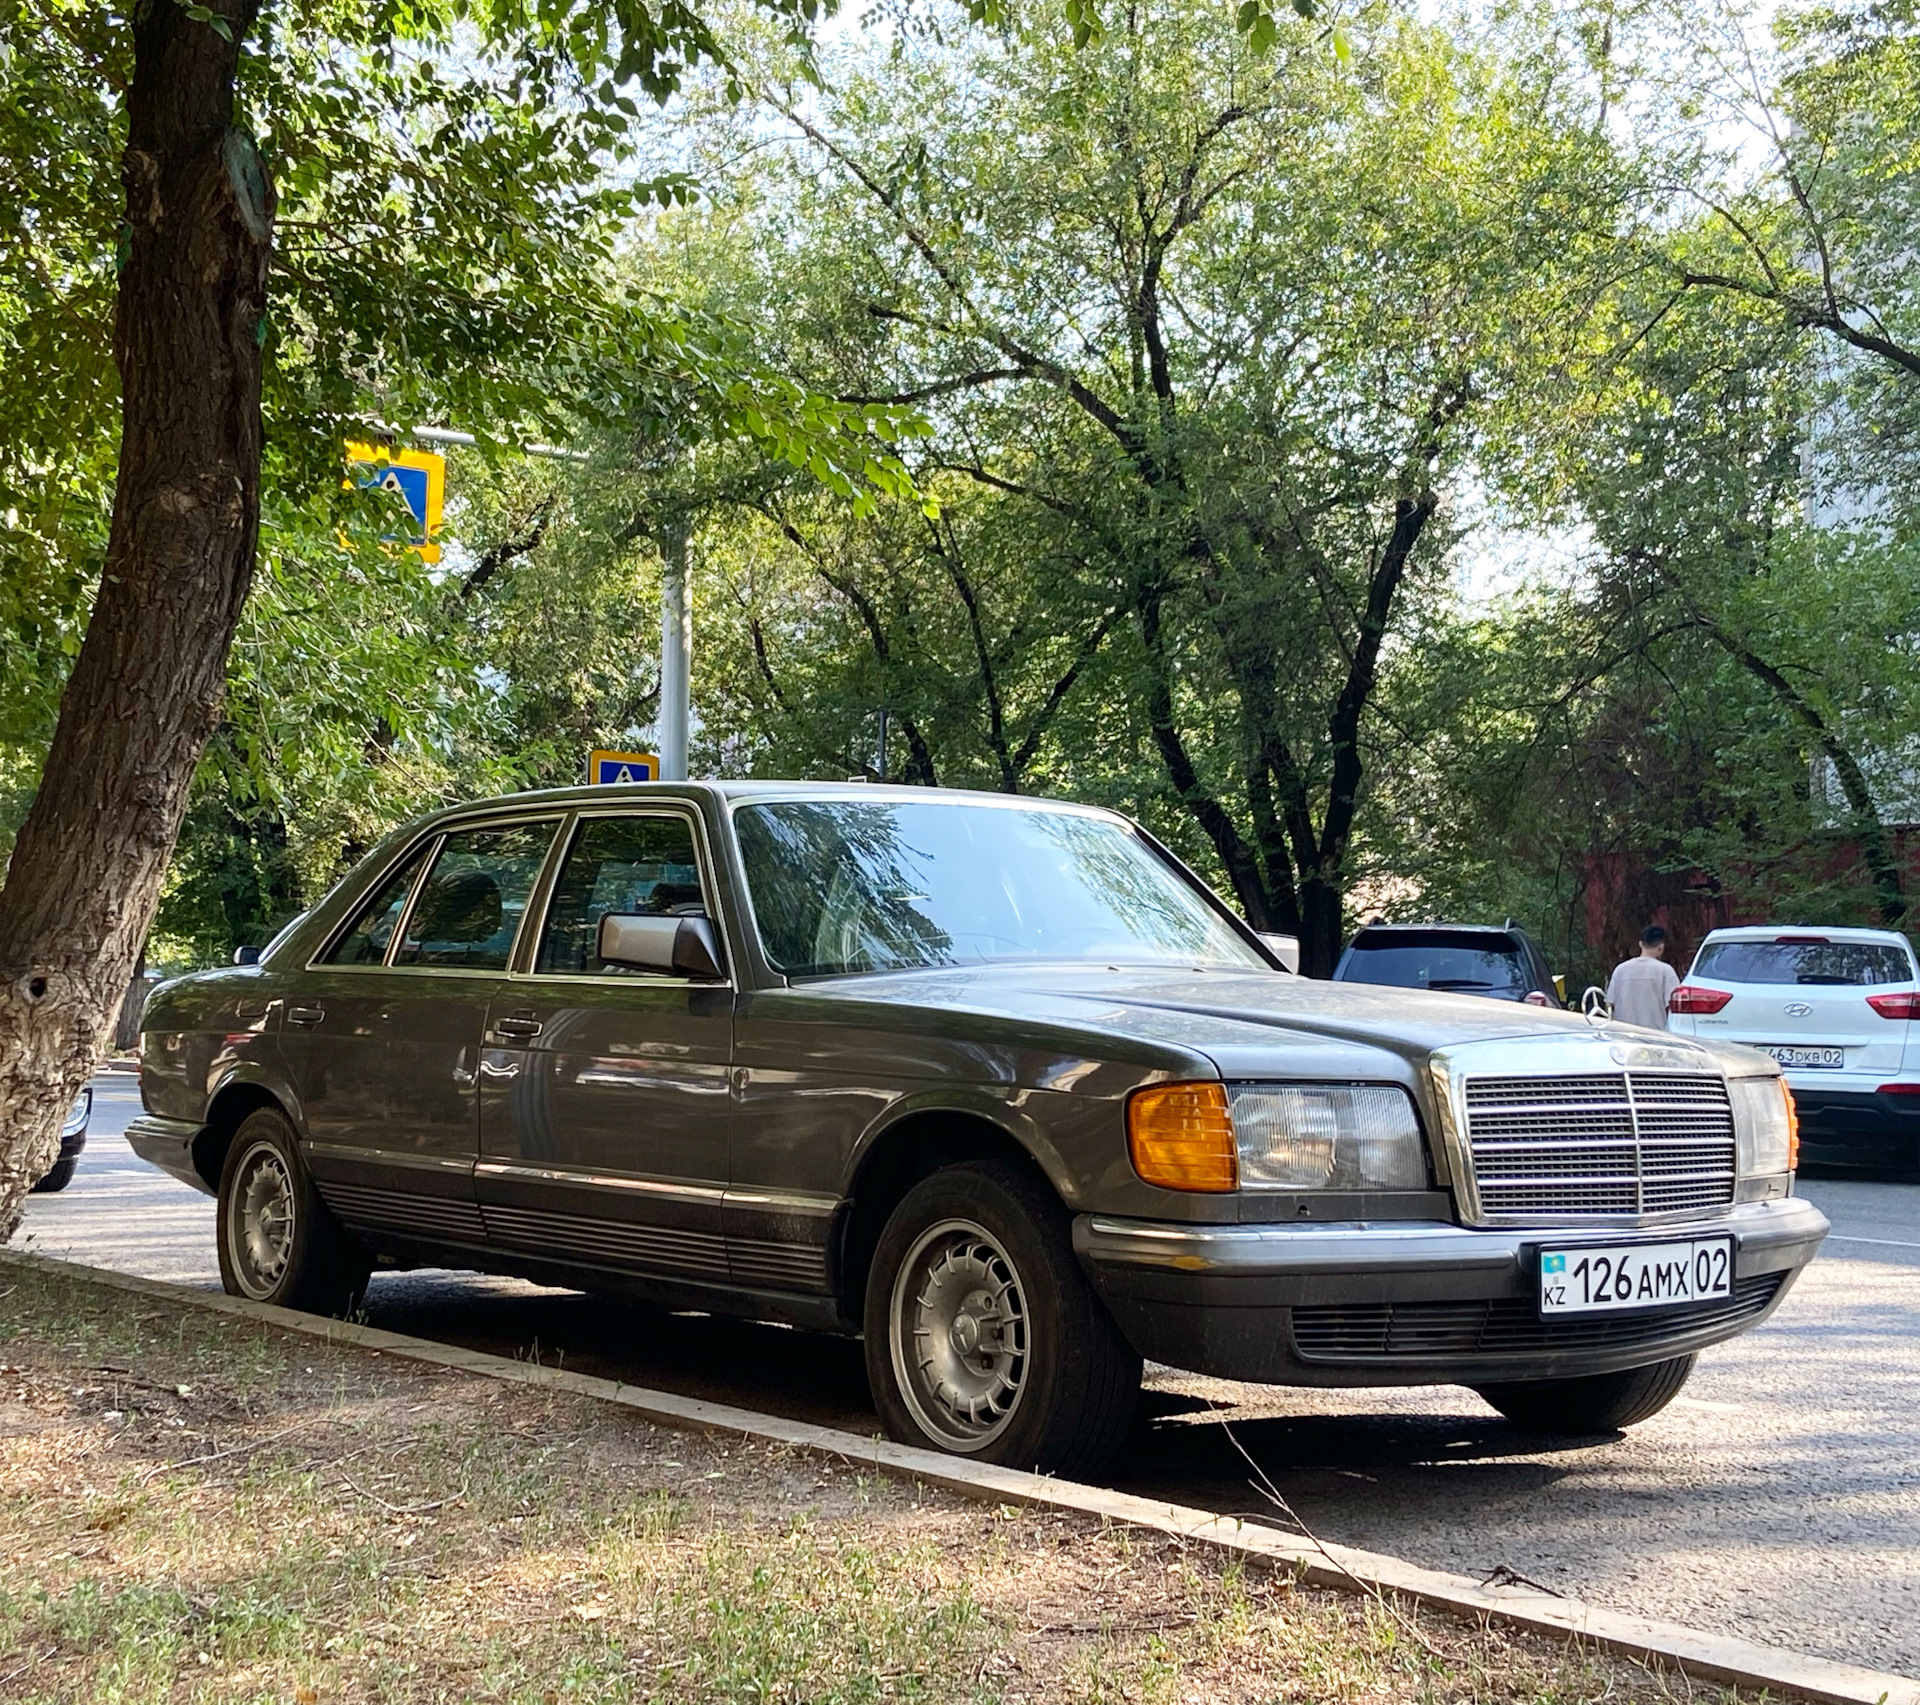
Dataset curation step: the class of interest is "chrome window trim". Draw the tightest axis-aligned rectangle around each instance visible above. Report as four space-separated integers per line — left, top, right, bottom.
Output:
721 793 1268 983
511 802 735 987
306 832 442 972
384 815 567 976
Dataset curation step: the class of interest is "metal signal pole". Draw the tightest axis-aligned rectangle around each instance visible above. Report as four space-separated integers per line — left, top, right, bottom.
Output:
659 513 691 782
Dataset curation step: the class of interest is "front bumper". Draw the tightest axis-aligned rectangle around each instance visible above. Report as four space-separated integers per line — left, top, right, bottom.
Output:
57 1086 91 1161
1075 1196 1829 1388
126 1114 214 1196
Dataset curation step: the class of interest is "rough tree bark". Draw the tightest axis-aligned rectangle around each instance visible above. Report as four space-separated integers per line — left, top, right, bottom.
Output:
0 0 270 1237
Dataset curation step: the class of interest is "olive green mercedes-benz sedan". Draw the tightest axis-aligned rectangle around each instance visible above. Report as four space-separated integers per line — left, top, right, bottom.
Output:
131 783 1827 1475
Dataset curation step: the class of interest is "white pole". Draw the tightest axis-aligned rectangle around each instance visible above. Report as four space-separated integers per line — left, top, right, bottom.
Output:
659 517 690 781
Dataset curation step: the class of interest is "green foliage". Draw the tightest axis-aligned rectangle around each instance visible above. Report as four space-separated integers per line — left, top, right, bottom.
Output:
564 0 1635 967
1 0 940 955
12 0 1920 972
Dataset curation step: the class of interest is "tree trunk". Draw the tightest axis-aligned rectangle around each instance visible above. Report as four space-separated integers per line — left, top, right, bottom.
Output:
112 950 149 1056
0 0 270 1237
1700 620 1907 927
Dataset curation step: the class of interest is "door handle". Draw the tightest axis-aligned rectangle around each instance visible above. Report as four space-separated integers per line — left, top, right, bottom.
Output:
491 1015 543 1040
287 1004 325 1027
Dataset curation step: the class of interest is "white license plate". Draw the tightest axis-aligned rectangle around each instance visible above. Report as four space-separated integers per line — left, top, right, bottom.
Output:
1538 1237 1734 1316
1758 1044 1844 1069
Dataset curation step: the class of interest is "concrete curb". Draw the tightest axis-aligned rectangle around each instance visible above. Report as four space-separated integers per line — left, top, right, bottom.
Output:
6 1247 1912 1705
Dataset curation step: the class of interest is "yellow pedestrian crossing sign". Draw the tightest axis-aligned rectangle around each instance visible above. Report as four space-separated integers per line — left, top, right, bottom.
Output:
345 441 446 563
588 750 660 785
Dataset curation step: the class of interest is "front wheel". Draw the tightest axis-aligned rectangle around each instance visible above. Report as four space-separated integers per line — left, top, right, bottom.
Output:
1475 1352 1696 1433
216 1108 370 1315
864 1160 1141 1478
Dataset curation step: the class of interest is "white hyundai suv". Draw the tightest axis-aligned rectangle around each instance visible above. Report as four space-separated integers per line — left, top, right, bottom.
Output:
1667 925 1920 1169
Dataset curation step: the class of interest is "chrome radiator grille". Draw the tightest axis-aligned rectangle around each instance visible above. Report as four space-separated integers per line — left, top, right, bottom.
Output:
1460 1072 1736 1222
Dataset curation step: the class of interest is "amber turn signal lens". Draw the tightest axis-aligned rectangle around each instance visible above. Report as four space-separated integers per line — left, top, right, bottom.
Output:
1780 1078 1800 1171
1128 1081 1238 1192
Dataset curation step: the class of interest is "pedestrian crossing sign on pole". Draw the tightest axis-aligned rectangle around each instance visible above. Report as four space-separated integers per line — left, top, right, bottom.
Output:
588 750 660 785
344 441 446 563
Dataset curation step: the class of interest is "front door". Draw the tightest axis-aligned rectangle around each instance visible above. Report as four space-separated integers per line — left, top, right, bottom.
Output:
476 809 735 1285
292 818 560 1250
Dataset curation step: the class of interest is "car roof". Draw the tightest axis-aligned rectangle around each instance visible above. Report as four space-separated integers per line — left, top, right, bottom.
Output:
1698 925 1914 947
421 780 1126 822
1350 923 1524 938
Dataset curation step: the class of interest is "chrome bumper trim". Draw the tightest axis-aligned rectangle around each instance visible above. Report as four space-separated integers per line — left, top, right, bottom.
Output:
1076 1196 1830 1277
125 1113 200 1150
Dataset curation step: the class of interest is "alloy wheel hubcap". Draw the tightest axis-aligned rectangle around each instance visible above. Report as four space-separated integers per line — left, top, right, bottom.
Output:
229 1142 295 1298
890 1218 1028 1451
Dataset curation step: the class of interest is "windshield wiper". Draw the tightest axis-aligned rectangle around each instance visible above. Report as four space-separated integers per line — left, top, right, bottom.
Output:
1425 978 1500 990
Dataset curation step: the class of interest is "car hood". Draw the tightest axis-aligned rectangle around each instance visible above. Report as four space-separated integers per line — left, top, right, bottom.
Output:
786 961 1742 1081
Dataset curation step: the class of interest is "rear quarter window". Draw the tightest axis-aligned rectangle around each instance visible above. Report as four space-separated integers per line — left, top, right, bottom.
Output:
1693 940 1915 986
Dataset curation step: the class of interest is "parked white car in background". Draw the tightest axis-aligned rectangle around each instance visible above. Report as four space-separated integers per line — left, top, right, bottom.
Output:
1668 925 1920 1170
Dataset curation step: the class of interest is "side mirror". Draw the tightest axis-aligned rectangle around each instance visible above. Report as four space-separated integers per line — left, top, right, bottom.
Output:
1257 932 1301 974
597 912 725 980
233 946 261 966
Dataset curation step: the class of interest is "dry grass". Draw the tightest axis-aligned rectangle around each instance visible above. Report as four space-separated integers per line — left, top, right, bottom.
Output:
0 1264 1752 1705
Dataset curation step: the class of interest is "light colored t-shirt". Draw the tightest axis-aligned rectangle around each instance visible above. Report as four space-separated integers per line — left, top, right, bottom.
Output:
1607 954 1680 1029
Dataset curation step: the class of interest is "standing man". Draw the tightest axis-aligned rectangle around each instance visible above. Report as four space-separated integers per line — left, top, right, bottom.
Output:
1607 925 1680 1029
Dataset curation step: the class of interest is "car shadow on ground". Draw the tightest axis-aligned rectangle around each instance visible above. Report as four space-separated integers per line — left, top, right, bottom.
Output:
355 1273 1603 1505
357 1277 881 1426
1112 1394 1601 1502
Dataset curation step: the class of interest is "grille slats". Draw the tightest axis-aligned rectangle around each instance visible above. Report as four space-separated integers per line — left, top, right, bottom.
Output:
1462 1072 1736 1222
1293 1272 1782 1361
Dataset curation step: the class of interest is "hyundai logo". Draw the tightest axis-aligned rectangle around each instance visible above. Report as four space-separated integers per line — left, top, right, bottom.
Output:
1783 1001 1813 1017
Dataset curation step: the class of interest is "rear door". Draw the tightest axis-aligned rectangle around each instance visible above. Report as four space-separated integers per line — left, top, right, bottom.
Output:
1682 934 1916 1083
291 817 560 1249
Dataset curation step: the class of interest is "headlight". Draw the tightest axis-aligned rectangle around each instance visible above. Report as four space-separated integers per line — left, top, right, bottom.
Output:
1228 1083 1428 1190
1730 1075 1798 1175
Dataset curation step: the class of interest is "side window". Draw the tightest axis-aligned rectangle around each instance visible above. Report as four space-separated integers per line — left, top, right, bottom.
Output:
321 844 431 966
392 822 558 971
537 815 708 976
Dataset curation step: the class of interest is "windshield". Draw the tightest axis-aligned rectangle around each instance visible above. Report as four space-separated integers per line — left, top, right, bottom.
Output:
1693 939 1914 986
734 800 1265 978
1337 932 1530 997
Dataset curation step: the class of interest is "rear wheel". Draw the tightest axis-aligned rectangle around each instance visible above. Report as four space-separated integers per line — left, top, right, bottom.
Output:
30 1151 79 1194
216 1109 369 1315
864 1160 1141 1478
1476 1352 1696 1433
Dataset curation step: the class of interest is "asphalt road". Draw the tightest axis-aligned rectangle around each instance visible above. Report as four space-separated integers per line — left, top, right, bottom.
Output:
22 1071 1920 1677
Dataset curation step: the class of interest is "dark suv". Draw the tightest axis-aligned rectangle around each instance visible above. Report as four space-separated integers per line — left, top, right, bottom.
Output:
1334 922 1561 1006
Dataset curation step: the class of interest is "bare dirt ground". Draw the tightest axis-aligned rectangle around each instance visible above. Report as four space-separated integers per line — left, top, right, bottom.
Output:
0 1261 1755 1705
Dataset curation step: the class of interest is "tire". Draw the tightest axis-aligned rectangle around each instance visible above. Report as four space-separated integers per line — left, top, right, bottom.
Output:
1476 1352 1697 1434
30 1151 79 1194
864 1160 1141 1478
216 1108 370 1315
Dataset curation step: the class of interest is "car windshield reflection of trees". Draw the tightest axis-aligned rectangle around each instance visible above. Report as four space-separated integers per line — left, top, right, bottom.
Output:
734 802 1263 978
